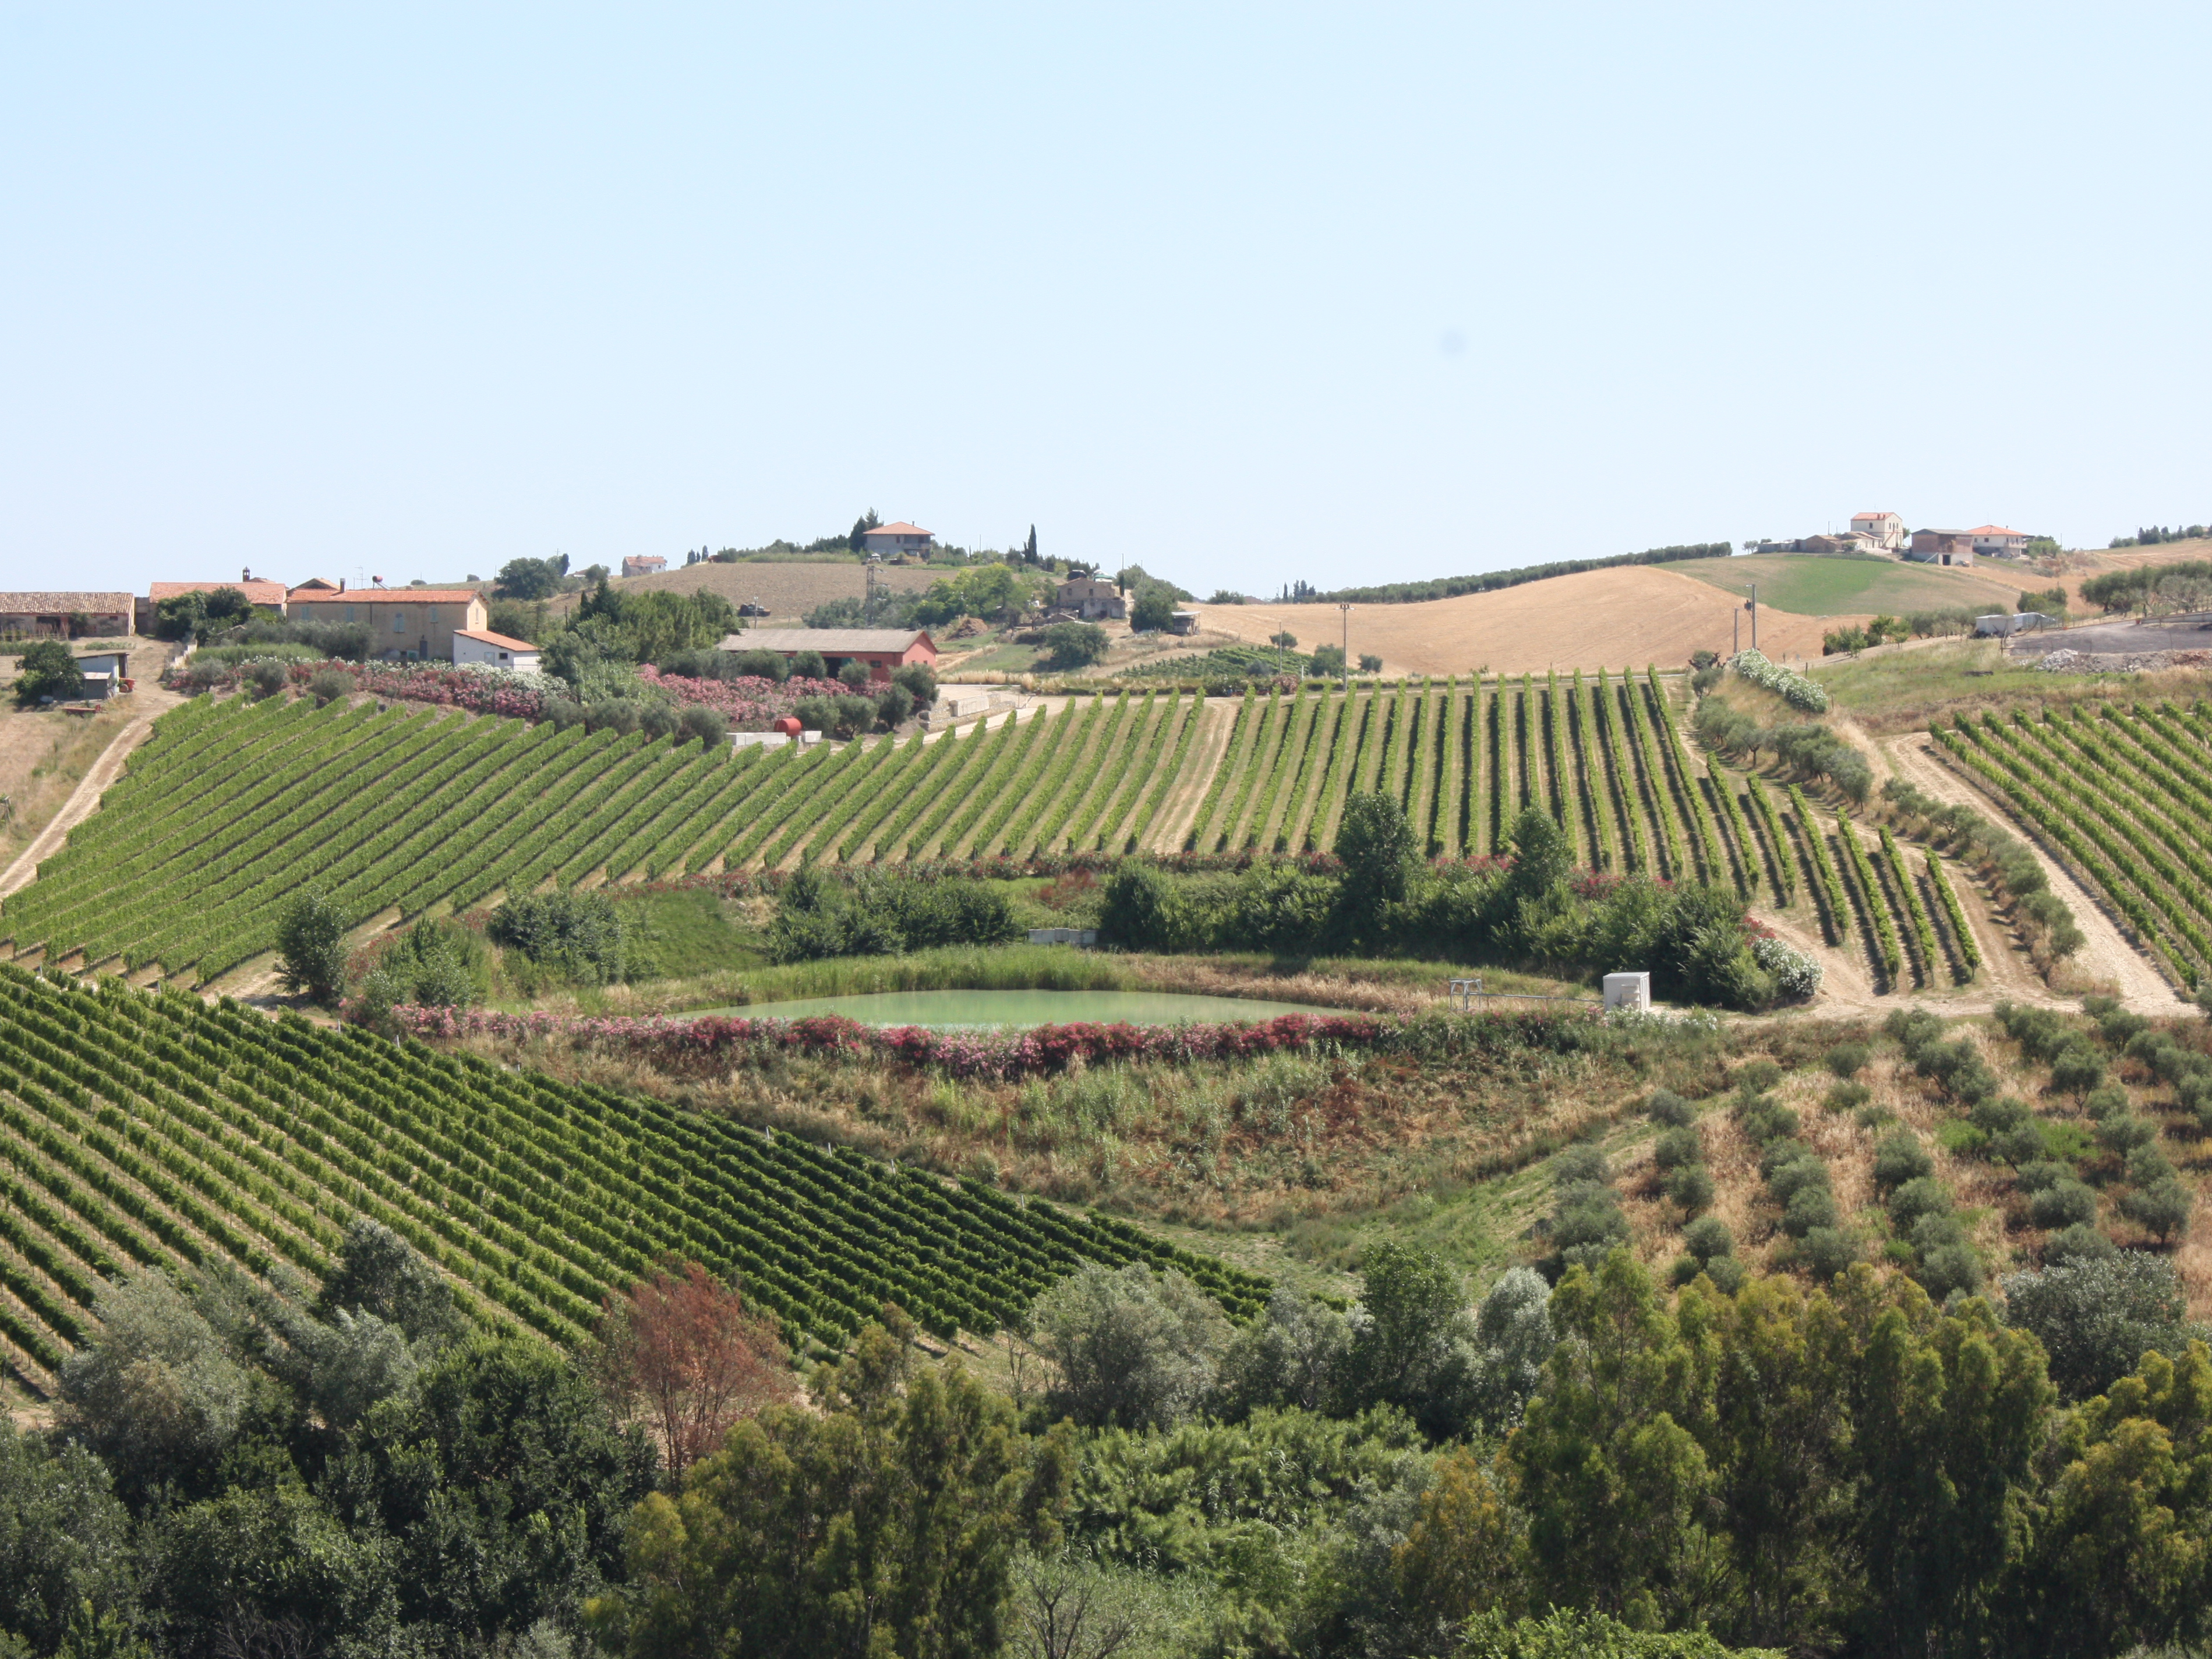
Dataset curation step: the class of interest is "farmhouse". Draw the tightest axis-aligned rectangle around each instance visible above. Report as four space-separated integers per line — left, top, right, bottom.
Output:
861 521 934 561
0 592 135 638
287 585 489 662
1967 525 2031 558
621 555 667 578
716 627 937 682
1054 576 1127 620
453 628 543 671
1906 530 1976 567
1849 510 1906 552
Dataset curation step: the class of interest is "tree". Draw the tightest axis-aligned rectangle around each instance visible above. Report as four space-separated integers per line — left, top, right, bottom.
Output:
0 1422 136 1653
1335 791 1417 935
1358 653 1384 673
1024 525 1039 563
677 705 728 747
1505 805 1573 901
12 640 84 705
2002 1254 2199 1402
495 557 564 601
849 509 881 552
1129 586 1176 633
58 1270 250 1505
1028 1263 1229 1429
315 1219 461 1346
275 889 349 1003
1309 643 1346 676
1042 622 1108 670
351 1333 657 1644
595 1263 791 1473
593 1319 1069 1659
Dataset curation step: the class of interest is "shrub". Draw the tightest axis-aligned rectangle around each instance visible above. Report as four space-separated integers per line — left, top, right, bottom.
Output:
2119 1178 2194 1242
1041 622 1109 670
891 662 937 704
2096 1114 2158 1156
1646 1089 1694 1128
676 705 727 746
835 659 871 690
874 682 915 729
1825 1042 1869 1079
1652 1126 1703 1171
1766 1155 1829 1205
2082 1084 2129 1123
1730 648 1828 712
1782 1185 1838 1238
1798 1227 1860 1283
1917 1242 1984 1301
1734 1060 1785 1096
1872 1133 1934 1192
1751 933 1822 1000
247 659 289 698
1683 1217 1734 1263
1098 860 1189 951
2028 1181 2099 1231
1665 1166 1715 1216
639 703 680 740
309 668 353 707
1888 1177 1952 1229
1826 1081 1871 1113
488 889 635 984
2049 1044 2105 1098
2015 1159 2072 1194
2043 1223 2118 1268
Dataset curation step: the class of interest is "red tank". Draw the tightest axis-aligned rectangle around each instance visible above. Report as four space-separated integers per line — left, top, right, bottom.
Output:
771 715 803 737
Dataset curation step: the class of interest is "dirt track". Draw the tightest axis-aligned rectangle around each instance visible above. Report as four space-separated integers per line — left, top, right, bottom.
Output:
1189 566 1854 676
1880 732 2178 1012
0 686 182 899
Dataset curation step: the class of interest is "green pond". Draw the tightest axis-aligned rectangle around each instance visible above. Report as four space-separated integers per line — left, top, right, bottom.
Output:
689 989 1343 1029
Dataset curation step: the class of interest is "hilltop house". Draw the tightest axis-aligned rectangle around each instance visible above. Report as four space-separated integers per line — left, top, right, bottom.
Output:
1053 576 1126 620
287 584 490 662
860 521 934 561
1849 510 1906 552
621 556 667 578
1967 526 2031 559
716 627 937 683
0 592 135 638
1906 530 1976 567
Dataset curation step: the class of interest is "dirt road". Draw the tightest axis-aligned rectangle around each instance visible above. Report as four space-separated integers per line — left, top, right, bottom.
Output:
0 687 181 900
1881 730 2178 1012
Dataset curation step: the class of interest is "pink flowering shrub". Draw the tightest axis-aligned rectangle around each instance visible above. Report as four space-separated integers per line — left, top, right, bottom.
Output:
386 1005 1393 1080
636 666 848 728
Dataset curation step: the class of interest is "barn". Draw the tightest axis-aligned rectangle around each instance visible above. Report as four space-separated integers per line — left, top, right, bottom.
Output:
716 627 937 683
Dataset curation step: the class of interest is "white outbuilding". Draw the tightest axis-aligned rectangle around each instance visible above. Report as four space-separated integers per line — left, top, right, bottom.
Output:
452 627 543 672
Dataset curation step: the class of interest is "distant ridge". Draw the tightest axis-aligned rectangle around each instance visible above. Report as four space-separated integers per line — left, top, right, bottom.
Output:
1309 542 1730 605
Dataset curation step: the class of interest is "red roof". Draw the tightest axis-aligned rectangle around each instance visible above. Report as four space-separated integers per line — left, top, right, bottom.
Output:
289 588 482 605
1850 510 1900 521
864 522 932 538
149 580 287 606
1966 525 2027 536
455 627 539 652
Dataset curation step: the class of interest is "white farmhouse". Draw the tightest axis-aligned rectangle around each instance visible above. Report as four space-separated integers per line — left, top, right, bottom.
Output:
453 627 543 672
1849 510 1906 552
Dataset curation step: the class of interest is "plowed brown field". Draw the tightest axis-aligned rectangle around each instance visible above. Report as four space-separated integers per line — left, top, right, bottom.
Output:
1190 566 1856 676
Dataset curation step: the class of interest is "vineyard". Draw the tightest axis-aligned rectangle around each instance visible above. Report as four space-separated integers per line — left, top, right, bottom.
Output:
0 695 1210 984
1182 670 1789 902
0 965 1268 1392
1940 701 2212 989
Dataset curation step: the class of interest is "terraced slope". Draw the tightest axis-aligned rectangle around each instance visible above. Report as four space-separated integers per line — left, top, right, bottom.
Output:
0 966 1267 1392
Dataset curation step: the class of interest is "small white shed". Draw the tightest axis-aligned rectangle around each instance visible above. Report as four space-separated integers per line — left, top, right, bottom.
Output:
453 627 543 671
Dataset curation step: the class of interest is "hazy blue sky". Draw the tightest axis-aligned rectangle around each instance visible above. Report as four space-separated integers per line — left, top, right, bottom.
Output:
5 3 2207 597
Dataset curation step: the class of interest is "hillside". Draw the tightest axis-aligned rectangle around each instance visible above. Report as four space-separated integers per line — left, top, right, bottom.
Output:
566 559 945 622
0 964 1263 1390
1671 552 2022 616
1188 565 1847 675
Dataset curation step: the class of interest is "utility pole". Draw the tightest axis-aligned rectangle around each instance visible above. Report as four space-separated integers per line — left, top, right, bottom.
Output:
1338 603 1352 691
1750 583 1759 651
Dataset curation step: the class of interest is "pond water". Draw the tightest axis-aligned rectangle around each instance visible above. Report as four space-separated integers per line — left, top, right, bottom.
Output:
688 989 1345 1029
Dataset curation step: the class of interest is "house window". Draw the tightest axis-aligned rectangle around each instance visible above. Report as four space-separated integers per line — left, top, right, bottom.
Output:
394 613 405 633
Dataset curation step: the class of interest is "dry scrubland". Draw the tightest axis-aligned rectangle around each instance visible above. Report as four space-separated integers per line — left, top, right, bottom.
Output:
1190 565 1850 675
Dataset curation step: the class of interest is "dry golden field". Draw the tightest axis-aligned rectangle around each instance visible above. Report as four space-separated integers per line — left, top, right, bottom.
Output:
1189 565 1855 675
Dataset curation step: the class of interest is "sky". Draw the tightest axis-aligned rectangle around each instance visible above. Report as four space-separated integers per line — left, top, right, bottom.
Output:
3 2 2209 599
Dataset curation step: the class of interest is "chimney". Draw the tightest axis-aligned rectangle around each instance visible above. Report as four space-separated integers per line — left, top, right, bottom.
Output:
338 578 346 592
